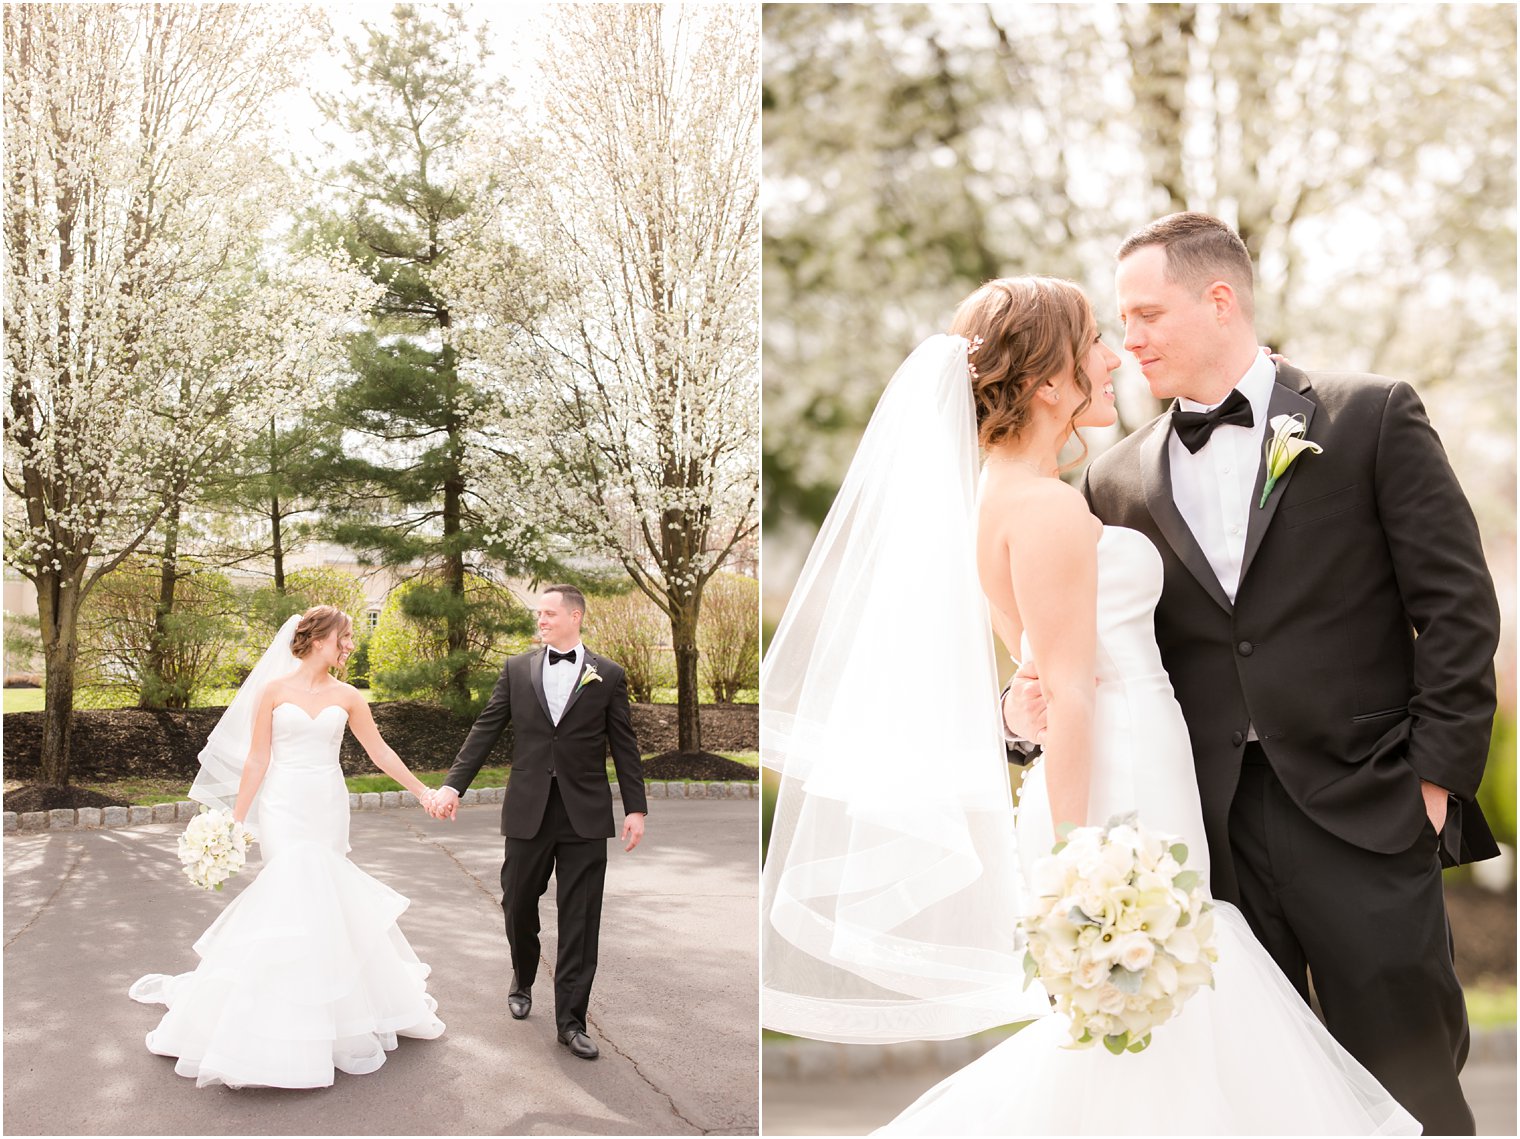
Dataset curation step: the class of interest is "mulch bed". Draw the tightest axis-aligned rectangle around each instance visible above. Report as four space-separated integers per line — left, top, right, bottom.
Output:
4 784 123 813
1 700 757 787
1447 879 1517 988
642 751 760 781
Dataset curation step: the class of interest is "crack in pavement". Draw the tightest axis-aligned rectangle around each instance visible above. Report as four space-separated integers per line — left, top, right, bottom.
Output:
401 816 502 911
588 1013 710 1135
5 840 85 950
402 819 715 1134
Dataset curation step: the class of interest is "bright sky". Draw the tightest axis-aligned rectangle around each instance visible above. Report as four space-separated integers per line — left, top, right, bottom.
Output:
270 2 543 175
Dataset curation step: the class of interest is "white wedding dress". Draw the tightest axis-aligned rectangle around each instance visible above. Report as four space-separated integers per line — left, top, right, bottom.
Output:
877 526 1419 1135
130 702 445 1089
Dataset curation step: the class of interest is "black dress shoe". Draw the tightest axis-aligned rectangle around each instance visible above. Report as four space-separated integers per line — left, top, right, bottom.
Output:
508 991 531 1020
558 1028 599 1060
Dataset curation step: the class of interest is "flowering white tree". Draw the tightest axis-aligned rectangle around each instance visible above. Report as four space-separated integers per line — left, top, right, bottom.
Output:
135 247 378 708
3 5 372 783
763 4 1515 623
449 3 759 755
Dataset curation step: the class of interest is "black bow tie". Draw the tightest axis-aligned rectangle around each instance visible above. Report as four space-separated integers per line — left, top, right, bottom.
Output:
1171 388 1254 454
548 648 577 666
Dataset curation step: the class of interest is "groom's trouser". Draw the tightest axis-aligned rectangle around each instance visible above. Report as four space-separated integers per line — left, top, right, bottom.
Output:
1229 744 1474 1135
501 779 608 1035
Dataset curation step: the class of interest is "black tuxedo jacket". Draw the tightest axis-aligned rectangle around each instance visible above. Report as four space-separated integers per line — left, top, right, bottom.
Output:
442 646 648 840
1082 363 1499 903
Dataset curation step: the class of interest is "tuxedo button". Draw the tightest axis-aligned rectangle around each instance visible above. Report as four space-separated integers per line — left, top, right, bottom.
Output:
1231 731 1244 747
1236 641 1254 656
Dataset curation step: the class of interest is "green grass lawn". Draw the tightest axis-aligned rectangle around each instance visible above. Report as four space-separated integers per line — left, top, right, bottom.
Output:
1466 982 1517 1029
4 688 758 713
3 686 379 714
648 686 757 705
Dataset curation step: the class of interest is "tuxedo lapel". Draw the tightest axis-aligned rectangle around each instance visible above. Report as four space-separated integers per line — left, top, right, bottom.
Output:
558 650 596 722
1140 414 1234 614
1240 366 1317 587
527 647 553 724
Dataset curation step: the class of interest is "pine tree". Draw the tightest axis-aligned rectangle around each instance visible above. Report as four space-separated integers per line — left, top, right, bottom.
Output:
315 4 534 714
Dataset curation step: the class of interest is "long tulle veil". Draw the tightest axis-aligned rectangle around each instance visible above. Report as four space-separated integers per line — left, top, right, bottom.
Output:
760 334 1051 1044
189 614 301 835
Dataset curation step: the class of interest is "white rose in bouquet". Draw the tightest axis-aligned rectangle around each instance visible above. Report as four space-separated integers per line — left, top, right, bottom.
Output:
1116 931 1156 973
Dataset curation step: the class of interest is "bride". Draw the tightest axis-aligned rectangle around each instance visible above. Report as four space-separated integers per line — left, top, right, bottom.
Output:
130 605 445 1089
760 277 1420 1134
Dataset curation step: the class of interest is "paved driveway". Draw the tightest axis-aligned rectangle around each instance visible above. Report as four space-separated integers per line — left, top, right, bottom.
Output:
4 799 758 1136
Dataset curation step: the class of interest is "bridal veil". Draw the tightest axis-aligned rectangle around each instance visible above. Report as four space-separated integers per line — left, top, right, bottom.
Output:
761 334 1050 1044
189 613 301 835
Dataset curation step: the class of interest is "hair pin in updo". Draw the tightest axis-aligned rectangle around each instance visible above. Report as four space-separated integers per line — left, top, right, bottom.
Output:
966 334 984 379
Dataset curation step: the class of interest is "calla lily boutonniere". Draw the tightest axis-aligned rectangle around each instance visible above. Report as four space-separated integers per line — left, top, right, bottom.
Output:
1259 413 1322 508
578 663 602 689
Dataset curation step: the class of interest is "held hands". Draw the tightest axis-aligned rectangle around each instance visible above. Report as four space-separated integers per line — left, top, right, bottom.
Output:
621 811 645 852
1002 660 1101 745
1003 660 1048 743
425 786 459 821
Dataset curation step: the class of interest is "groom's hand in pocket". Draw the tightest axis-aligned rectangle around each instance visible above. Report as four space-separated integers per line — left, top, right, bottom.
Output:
1419 780 1449 833
621 812 645 852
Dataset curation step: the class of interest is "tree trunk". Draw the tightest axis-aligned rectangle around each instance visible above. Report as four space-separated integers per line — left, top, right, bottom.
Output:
35 566 84 787
141 496 185 708
1125 3 1194 216
269 418 285 592
670 599 702 754
441 340 470 709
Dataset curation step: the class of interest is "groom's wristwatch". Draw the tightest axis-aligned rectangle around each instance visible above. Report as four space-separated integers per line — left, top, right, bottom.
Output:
1005 739 1042 767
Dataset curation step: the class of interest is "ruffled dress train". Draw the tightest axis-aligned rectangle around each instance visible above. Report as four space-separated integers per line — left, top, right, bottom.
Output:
131 703 444 1089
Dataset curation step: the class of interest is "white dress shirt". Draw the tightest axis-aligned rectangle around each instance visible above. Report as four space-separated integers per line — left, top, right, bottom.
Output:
1167 349 1277 605
543 642 586 725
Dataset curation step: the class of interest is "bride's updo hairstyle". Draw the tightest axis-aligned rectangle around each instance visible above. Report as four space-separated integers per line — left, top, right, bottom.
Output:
948 276 1097 453
290 605 352 677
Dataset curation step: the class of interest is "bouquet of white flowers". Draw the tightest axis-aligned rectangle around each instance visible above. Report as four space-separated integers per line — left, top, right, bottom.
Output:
177 807 255 891
1022 811 1218 1055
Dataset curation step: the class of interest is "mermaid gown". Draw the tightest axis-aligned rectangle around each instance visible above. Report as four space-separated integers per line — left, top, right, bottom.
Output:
879 527 1420 1135
130 703 444 1089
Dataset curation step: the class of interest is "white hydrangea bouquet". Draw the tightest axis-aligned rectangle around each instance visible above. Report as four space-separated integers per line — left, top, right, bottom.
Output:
1022 811 1218 1055
178 807 255 891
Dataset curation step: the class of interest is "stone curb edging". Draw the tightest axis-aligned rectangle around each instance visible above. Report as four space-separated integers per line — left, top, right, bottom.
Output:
761 1023 1519 1081
2 780 758 834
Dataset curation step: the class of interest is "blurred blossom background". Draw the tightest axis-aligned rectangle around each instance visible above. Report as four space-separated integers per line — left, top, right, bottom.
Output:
759 3 1515 1094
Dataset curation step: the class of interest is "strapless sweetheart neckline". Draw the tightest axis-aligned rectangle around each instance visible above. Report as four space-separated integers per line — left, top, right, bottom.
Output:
272 701 349 722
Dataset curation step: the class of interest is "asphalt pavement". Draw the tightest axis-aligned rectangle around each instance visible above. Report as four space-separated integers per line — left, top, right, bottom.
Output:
4 798 759 1136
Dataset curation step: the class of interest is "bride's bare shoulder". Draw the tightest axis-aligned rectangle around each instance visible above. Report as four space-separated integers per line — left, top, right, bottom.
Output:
981 475 1097 541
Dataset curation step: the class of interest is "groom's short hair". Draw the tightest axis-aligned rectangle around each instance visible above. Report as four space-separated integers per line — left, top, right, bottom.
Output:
1118 213 1255 321
545 584 587 617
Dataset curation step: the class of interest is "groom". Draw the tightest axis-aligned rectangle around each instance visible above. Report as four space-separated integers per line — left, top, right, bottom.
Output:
1007 213 1498 1134
431 585 648 1060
